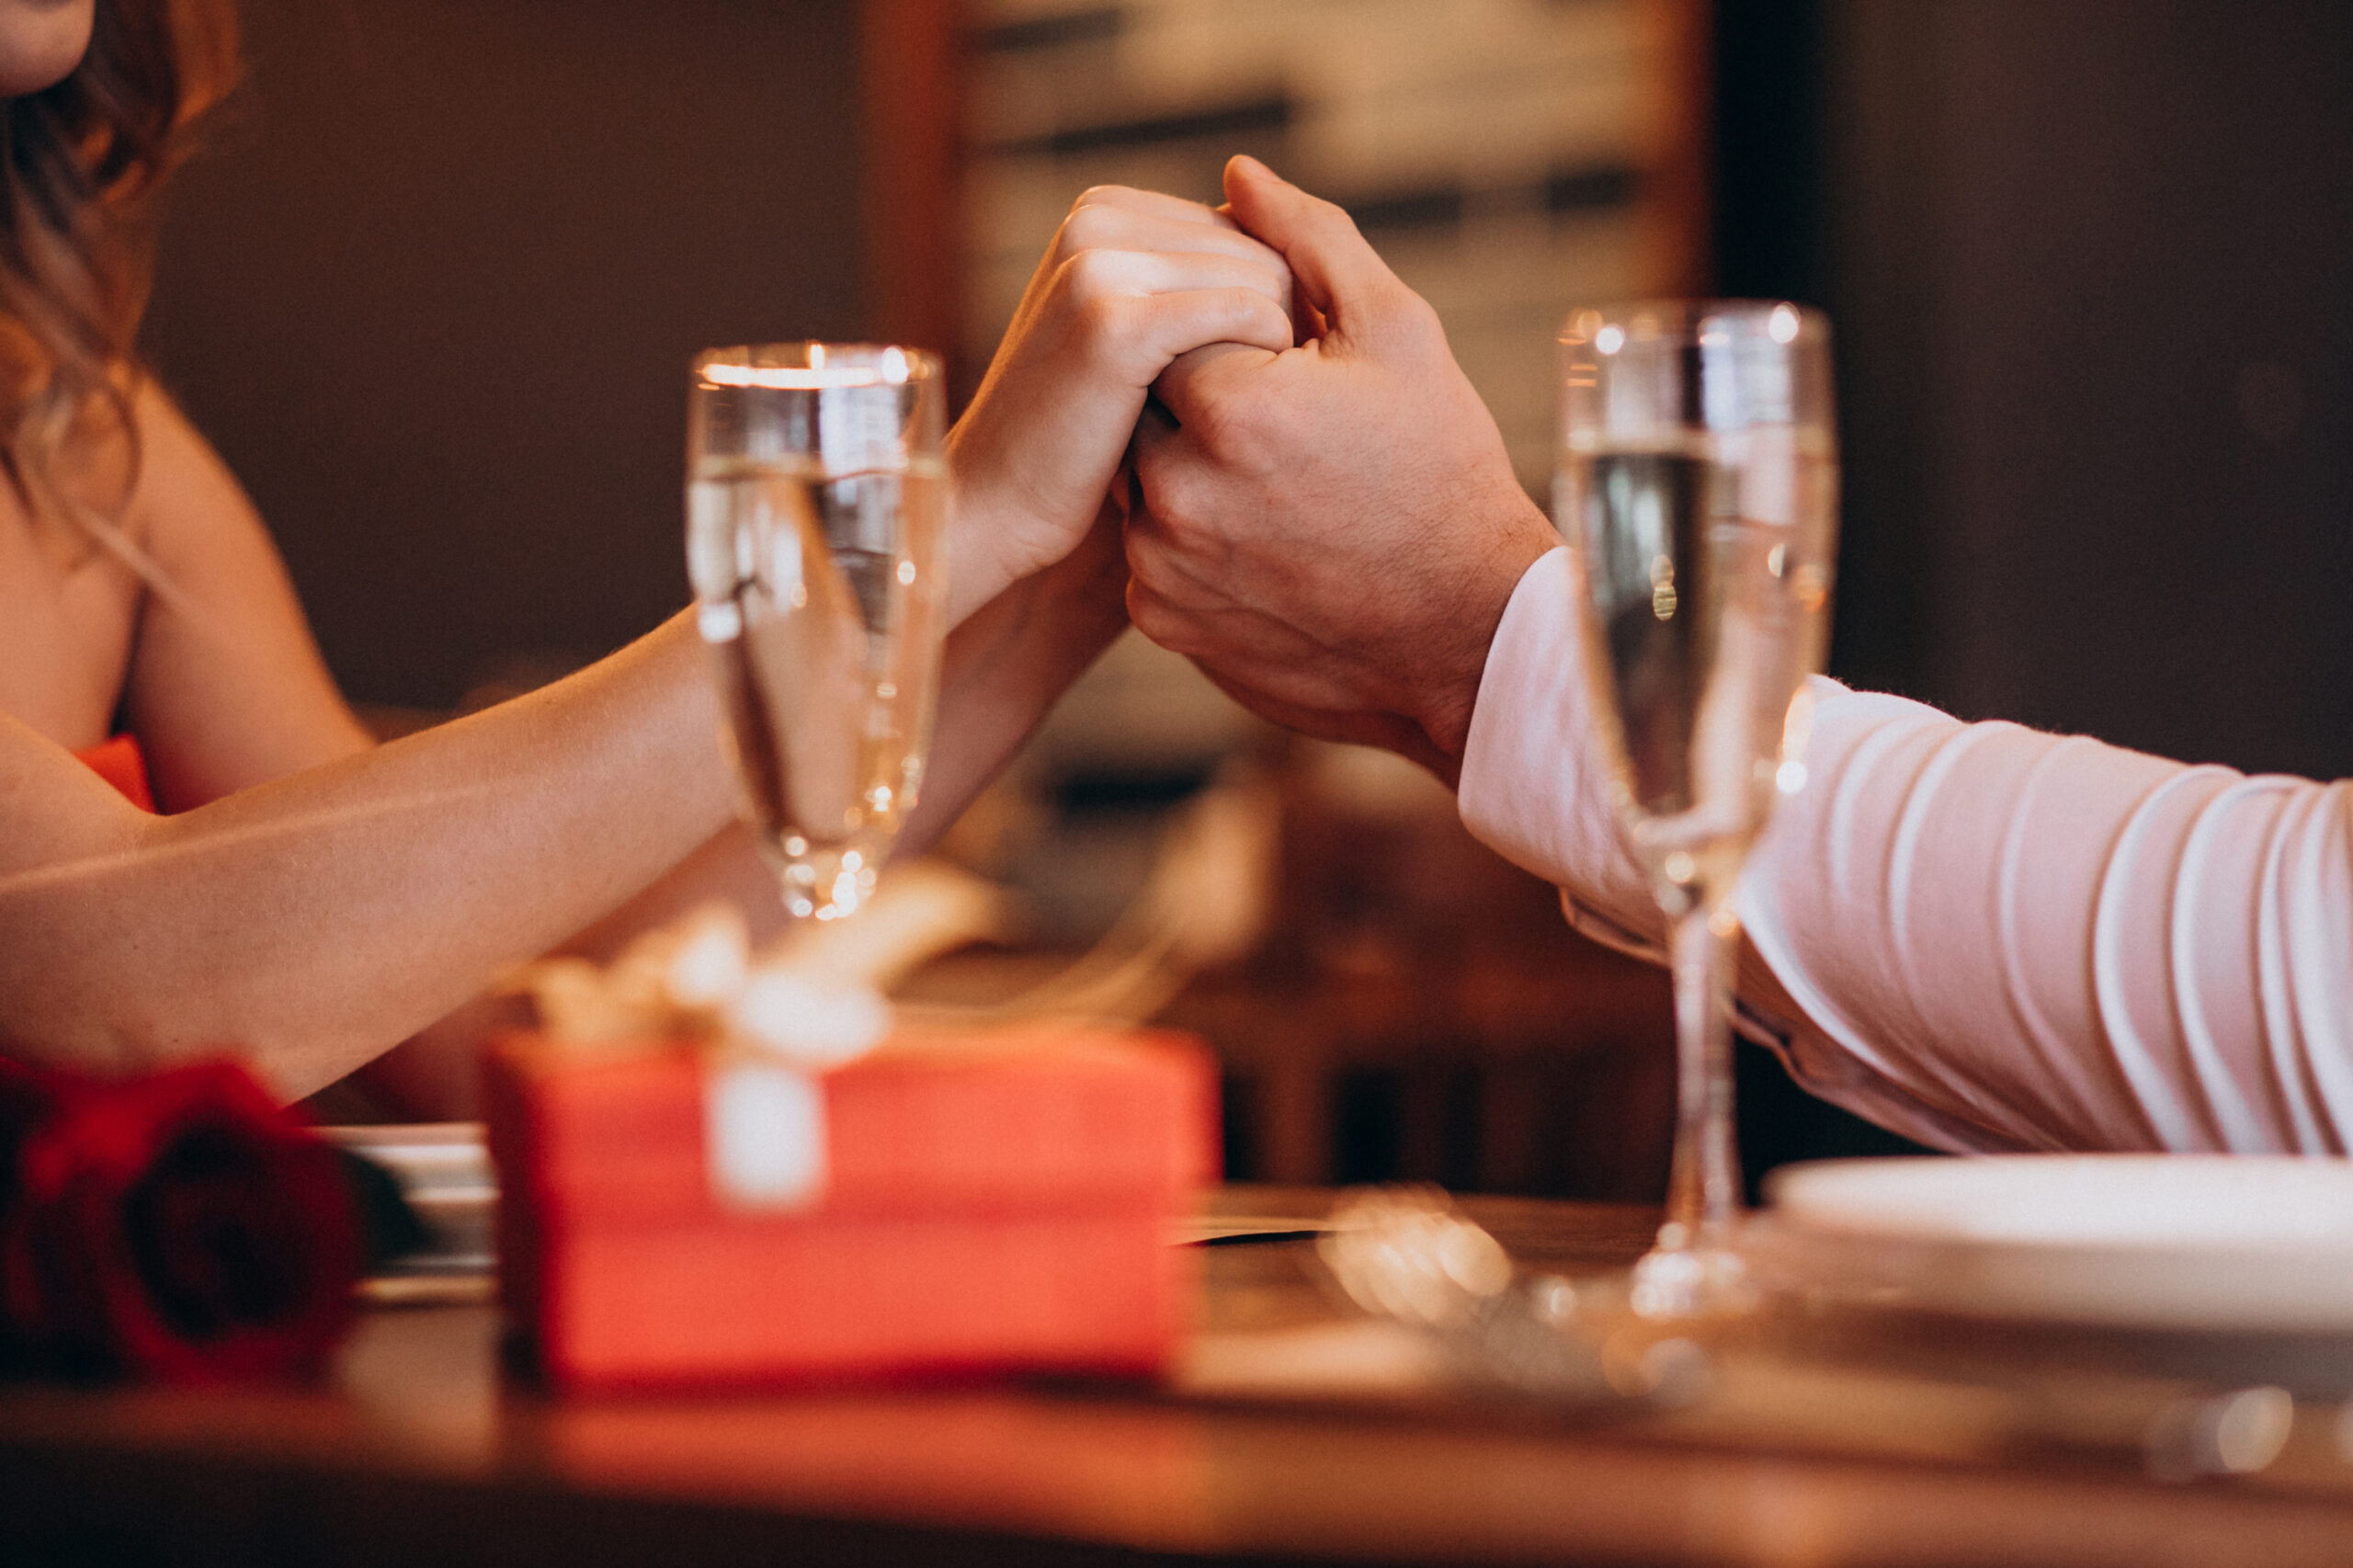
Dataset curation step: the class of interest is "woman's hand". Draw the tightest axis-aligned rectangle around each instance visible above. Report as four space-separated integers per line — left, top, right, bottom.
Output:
942 187 1295 625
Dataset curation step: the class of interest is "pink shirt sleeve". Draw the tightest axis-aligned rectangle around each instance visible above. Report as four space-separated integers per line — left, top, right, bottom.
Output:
1457 548 2353 1154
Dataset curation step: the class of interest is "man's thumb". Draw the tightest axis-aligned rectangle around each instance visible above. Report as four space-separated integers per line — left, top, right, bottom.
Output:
1222 156 1401 335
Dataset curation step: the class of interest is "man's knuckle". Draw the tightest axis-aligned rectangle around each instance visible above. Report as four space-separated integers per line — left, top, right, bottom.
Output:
1122 575 1155 624
1123 540 1165 597
1190 395 1276 472
1132 440 1174 495
1148 470 1208 534
1123 578 1176 636
1143 471 1233 548
1130 597 1198 657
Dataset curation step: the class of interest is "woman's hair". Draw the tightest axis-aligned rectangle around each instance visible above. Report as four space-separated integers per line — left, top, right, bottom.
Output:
1 0 236 560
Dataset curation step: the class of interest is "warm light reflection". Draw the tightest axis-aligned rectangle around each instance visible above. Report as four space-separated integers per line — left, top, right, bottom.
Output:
1790 563 1829 613
699 363 904 390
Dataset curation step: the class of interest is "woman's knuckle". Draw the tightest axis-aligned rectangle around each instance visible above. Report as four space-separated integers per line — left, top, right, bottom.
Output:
1247 293 1293 342
1070 245 1130 291
1050 252 1112 317
1059 205 1119 255
1071 291 1129 352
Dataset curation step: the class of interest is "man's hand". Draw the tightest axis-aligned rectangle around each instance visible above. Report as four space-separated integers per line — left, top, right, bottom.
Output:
945 187 1296 627
1125 157 1556 782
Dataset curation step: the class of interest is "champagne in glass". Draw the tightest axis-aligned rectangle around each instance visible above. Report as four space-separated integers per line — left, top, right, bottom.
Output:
686 344 947 921
1555 301 1836 1315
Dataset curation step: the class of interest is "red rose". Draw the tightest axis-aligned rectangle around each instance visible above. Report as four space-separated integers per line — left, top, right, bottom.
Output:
0 1057 361 1382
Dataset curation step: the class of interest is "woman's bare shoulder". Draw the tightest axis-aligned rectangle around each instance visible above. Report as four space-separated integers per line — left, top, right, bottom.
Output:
117 378 373 807
124 379 265 554
0 395 150 748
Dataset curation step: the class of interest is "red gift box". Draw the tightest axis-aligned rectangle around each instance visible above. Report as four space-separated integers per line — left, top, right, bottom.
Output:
483 1025 1218 1392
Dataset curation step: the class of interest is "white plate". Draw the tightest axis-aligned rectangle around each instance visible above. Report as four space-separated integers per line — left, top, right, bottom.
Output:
321 1121 492 1194
1753 1155 2353 1332
323 1123 496 1277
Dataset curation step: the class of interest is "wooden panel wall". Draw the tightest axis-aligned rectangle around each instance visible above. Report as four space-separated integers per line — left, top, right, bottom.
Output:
142 0 869 710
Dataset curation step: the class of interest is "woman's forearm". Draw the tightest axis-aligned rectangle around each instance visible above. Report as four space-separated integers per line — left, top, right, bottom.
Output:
903 509 1130 855
529 529 1128 969
347 533 1130 1121
4 539 1124 1102
0 612 734 1097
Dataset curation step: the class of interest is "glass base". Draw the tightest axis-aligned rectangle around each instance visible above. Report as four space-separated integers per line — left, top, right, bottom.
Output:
1629 1237 1756 1320
769 846 881 922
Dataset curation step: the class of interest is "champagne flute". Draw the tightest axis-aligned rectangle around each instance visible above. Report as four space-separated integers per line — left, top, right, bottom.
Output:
1555 301 1836 1316
685 343 948 922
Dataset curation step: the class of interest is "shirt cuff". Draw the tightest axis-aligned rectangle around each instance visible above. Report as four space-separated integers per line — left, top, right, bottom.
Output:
1457 547 1647 917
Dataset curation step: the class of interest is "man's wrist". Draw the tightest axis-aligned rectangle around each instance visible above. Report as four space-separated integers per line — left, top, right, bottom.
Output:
1409 494 1558 765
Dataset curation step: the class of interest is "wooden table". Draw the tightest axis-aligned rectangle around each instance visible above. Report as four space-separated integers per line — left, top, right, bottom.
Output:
6 1189 2353 1567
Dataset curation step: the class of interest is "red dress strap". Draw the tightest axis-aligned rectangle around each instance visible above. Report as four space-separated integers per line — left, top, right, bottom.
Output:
74 733 157 812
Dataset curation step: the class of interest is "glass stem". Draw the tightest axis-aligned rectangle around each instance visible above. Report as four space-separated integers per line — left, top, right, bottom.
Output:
1659 899 1741 1252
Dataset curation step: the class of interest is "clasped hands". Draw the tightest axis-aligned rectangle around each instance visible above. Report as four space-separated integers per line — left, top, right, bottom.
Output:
951 155 1558 786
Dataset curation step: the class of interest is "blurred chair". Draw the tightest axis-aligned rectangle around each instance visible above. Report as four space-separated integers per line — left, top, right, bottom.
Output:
1165 738 1675 1201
